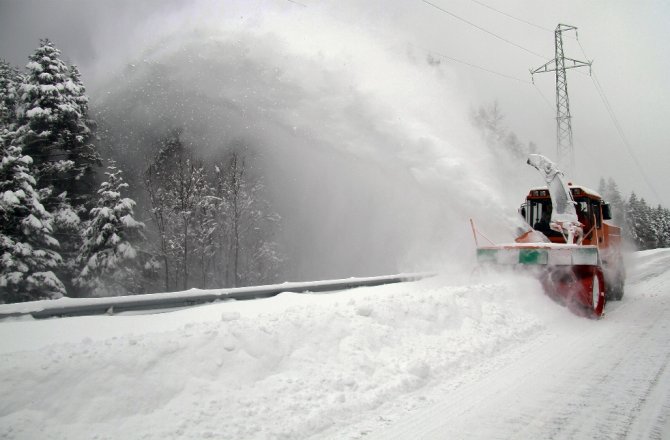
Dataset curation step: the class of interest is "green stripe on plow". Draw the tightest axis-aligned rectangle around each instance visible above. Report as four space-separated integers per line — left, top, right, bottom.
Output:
518 248 548 264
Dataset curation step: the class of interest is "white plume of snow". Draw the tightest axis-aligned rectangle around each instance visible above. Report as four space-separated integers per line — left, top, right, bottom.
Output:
94 3 530 281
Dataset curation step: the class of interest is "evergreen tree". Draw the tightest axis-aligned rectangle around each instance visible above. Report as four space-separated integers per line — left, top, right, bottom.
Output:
637 197 656 250
0 59 20 129
659 207 670 248
651 205 670 249
599 177 625 227
74 160 145 296
597 178 606 198
624 192 661 250
0 141 65 302
13 39 102 294
624 192 641 248
14 39 101 207
606 178 626 227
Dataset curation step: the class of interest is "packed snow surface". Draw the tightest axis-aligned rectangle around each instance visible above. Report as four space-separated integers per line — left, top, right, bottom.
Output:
1 250 669 439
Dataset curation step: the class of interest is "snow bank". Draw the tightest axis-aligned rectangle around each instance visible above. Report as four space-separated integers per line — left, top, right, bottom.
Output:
0 272 568 440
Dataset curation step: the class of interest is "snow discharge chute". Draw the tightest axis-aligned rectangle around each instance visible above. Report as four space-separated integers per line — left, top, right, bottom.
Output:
526 154 582 244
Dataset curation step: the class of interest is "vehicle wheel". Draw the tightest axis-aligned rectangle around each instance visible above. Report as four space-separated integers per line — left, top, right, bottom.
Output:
590 269 605 318
613 277 625 301
606 272 625 301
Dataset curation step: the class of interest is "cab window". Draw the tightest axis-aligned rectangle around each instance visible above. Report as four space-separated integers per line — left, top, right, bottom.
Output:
574 197 602 229
529 200 551 228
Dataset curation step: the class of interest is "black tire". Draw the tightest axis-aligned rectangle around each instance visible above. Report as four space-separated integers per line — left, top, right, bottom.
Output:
604 264 625 302
612 277 625 301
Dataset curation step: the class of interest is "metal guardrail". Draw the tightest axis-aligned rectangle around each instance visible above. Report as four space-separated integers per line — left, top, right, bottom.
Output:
0 273 434 320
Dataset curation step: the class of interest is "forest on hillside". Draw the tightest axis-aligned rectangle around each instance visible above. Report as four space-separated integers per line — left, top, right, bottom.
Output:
1 40 282 303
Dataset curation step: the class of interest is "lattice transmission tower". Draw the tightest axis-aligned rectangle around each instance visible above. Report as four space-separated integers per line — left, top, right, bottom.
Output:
531 24 591 177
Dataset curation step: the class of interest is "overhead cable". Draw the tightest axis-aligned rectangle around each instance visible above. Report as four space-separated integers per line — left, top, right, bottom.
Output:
421 0 546 59
532 83 554 112
422 47 531 84
466 0 553 33
279 0 553 121
576 39 661 202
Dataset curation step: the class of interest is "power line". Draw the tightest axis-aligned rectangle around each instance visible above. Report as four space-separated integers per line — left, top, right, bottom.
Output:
278 0 543 88
414 45 557 119
286 0 307 7
277 0 552 120
422 46 531 84
591 72 662 202
576 39 662 202
532 83 554 112
421 0 546 59
465 0 553 33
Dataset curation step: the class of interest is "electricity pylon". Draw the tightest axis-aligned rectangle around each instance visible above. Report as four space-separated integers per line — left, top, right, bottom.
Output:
531 24 591 177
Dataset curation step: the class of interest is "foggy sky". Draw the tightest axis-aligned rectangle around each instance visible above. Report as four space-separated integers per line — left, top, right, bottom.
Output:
0 0 668 278
1 0 667 206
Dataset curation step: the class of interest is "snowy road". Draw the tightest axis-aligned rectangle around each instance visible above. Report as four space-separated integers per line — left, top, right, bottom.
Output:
338 249 670 440
0 249 668 439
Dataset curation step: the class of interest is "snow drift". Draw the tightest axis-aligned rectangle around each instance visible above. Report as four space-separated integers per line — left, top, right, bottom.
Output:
0 271 562 440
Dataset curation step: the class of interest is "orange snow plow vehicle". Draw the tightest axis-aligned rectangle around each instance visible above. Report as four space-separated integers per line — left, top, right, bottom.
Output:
473 154 625 318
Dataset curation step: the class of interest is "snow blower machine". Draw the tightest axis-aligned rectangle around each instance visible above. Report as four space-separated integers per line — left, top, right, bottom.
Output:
473 154 625 318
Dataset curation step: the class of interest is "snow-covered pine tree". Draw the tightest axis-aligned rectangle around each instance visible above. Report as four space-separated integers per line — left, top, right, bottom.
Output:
61 64 101 206
15 39 76 198
14 39 101 207
637 197 656 250
0 141 65 302
625 193 658 250
0 59 20 130
599 177 626 227
649 205 670 250
625 192 642 249
13 40 102 294
598 178 606 199
659 206 670 249
606 178 626 227
74 160 145 296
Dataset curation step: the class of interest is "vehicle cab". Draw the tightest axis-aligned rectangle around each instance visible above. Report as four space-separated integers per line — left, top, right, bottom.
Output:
520 184 617 247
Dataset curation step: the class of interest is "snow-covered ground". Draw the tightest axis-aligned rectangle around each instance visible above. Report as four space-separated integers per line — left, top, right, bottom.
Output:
1 249 669 439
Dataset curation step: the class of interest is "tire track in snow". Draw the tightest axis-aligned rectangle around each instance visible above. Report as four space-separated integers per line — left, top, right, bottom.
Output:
361 264 670 440
531 299 670 440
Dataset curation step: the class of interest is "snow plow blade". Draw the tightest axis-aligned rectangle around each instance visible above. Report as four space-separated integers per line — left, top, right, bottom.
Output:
477 244 605 318
477 245 598 266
